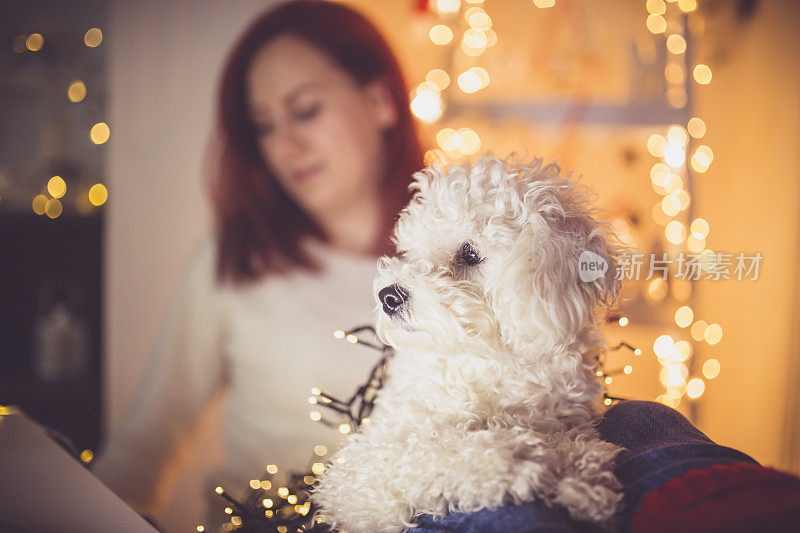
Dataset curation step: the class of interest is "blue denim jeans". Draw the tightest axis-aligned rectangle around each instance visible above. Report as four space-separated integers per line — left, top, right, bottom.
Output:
409 401 758 532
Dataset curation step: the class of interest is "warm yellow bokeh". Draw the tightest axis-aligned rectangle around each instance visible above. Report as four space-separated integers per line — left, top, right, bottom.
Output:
47 176 67 199
84 27 103 47
88 183 109 206
68 80 87 103
90 122 111 144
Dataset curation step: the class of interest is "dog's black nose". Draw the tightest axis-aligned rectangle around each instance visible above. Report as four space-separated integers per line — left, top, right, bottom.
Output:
378 284 408 316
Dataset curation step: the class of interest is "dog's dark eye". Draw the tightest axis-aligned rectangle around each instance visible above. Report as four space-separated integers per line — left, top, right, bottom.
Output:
460 242 483 266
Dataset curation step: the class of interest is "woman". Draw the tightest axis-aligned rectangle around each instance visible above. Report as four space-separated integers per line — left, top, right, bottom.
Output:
93 0 424 524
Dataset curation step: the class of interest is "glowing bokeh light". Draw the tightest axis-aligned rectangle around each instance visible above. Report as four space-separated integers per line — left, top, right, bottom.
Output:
665 220 687 244
429 25 454 45
426 69 451 91
690 320 708 341
647 14 667 34
687 117 706 138
26 33 44 52
647 134 667 157
702 359 721 379
693 64 712 84
674 306 694 328
435 0 461 15
90 122 111 144
45 198 62 219
666 34 687 54
646 0 666 15
704 323 723 345
47 176 67 198
88 183 108 206
67 80 87 103
686 378 705 399
690 218 710 239
84 28 103 48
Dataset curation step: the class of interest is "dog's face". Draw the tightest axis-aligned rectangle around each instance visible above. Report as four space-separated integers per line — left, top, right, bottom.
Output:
375 156 620 357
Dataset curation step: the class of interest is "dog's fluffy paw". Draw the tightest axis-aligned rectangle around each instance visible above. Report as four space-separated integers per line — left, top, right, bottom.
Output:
554 474 623 524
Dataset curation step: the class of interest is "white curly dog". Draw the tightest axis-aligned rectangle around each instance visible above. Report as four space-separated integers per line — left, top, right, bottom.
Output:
313 156 624 532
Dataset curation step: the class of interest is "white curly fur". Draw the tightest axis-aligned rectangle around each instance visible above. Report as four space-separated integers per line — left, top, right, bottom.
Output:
311 156 624 532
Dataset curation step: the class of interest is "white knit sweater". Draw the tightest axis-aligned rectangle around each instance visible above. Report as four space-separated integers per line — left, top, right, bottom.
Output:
93 238 382 513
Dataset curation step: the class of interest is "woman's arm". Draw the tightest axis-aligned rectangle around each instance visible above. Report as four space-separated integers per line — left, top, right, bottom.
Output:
92 239 227 516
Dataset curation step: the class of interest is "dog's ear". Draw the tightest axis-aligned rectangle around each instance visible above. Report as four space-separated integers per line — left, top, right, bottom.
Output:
491 172 620 353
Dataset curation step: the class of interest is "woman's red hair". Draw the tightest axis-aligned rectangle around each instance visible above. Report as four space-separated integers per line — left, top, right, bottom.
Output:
208 0 424 283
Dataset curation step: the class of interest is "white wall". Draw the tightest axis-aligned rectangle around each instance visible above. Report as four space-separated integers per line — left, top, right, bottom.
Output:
693 0 800 471
106 1 276 530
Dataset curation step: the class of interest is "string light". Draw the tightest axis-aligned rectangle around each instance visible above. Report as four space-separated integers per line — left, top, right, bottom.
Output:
12 35 27 53
429 24 454 45
90 122 111 144
26 33 44 52
410 85 444 123
67 80 87 103
665 63 685 84
675 341 692 362
686 378 705 398
435 0 461 15
647 278 669 301
687 234 706 252
88 183 108 206
704 323 723 345
647 0 666 14
425 69 451 91
664 142 685 168
32 194 48 215
47 176 67 198
665 220 687 244
45 199 62 219
647 134 667 157
84 28 103 47
466 9 491 29
691 320 708 341
687 117 706 138
646 14 667 33
693 64 712 84
702 358 721 379
674 306 694 327
458 69 483 93
666 34 686 54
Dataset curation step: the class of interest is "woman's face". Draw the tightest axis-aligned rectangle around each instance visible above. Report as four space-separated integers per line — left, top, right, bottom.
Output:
246 35 397 218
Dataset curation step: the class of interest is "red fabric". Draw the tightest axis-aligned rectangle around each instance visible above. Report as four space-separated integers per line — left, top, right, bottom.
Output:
631 462 800 533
